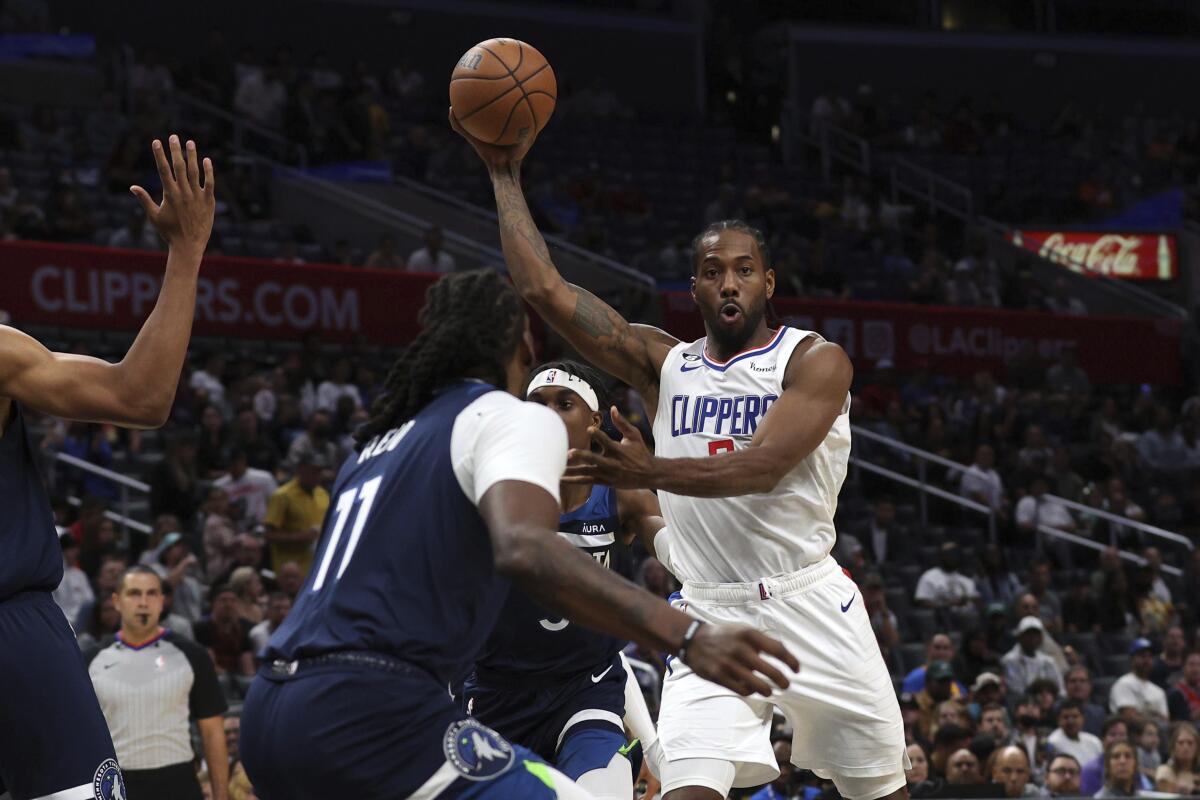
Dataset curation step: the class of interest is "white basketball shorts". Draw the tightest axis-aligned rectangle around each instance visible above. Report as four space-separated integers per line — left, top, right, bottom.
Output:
658 556 908 794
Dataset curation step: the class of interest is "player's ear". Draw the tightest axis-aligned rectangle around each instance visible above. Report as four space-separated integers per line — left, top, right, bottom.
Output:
590 410 603 429
765 267 775 300
689 274 697 304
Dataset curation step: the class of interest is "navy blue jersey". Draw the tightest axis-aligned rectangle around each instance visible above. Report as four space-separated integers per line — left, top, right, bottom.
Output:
474 484 624 680
266 382 522 686
0 402 63 601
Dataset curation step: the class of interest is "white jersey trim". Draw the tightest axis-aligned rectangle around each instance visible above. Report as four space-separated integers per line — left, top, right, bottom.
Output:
31 783 95 800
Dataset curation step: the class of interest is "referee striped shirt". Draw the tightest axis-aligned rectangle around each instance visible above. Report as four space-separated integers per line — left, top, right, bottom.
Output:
87 629 227 770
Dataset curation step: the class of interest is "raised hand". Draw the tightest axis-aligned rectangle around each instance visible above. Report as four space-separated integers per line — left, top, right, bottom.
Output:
686 623 799 697
131 135 215 256
565 406 656 489
449 107 537 171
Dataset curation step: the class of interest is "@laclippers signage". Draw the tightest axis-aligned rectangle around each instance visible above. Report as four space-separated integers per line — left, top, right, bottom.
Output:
1009 230 1176 280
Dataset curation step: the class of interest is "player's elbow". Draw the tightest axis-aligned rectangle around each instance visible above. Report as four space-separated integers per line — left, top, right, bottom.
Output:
491 526 542 581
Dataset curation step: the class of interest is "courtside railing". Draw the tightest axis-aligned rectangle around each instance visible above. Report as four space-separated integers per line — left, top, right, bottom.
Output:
54 452 152 542
849 424 1190 568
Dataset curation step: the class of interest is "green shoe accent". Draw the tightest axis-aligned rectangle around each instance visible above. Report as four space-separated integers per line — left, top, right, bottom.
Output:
524 759 556 790
619 738 640 757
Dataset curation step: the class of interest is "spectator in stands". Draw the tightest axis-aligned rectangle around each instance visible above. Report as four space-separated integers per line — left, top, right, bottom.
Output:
916 542 981 613
1016 476 1076 538
77 594 119 661
1020 561 1063 634
1049 699 1104 765
1151 626 1185 688
53 533 93 626
977 550 1022 610
845 495 910 566
364 233 404 269
209 534 264 590
1012 695 1050 777
1167 651 1200 721
907 742 930 788
47 186 95 243
989 744 1037 798
863 572 900 665
1045 279 1087 316
1065 666 1108 736
1046 348 1091 398
150 430 201 527
191 354 228 408
195 584 256 692
1042 753 1082 797
1138 407 1190 478
1110 639 1169 723
203 486 239 582
1004 616 1065 697
960 444 1005 511
235 57 287 129
1081 718 1135 794
918 661 961 741
230 410 281 473
264 452 330 574
152 532 205 624
1049 447 1086 503
223 710 240 768
946 748 984 789
197 404 230 479
1095 741 1142 799
1155 722 1199 793
249 591 291 656
159 581 194 641
958 631 1003 690
316 357 363 413
274 559 305 601
108 206 162 251
286 408 338 470
1135 720 1161 782
229 565 265 626
929 724 974 780
979 702 1011 743
1092 548 1133 632
904 633 968 696
406 225 456 273
215 448 277 529
749 739 794 800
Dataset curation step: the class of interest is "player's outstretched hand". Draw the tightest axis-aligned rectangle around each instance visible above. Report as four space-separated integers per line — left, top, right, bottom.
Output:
565 406 655 489
686 623 799 698
448 107 537 170
130 135 215 256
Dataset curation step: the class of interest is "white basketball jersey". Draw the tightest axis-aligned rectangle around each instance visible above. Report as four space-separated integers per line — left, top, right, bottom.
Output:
652 327 850 583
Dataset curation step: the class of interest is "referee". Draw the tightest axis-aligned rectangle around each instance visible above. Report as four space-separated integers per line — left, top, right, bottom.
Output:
88 565 229 799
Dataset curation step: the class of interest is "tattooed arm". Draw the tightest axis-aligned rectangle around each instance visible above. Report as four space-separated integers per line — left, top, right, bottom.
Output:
449 110 677 403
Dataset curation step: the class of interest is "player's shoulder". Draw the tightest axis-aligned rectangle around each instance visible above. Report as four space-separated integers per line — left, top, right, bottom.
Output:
458 389 563 433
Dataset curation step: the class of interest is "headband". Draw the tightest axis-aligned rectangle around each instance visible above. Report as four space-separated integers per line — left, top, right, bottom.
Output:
526 368 600 412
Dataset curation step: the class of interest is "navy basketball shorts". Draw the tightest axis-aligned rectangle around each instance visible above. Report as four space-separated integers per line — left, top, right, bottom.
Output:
0 591 123 800
241 660 565 799
463 655 629 778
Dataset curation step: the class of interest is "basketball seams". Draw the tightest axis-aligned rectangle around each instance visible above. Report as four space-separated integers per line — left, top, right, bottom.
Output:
453 40 555 144
453 63 551 123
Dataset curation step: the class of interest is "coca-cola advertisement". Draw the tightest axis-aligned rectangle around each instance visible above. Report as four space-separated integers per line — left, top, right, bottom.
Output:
1008 230 1176 280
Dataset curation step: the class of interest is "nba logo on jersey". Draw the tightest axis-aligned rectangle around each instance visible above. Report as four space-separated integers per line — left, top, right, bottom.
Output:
443 719 515 780
92 758 125 800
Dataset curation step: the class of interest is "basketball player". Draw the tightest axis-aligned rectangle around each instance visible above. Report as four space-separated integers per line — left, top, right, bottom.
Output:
452 112 908 800
239 270 797 800
464 359 664 800
0 135 214 800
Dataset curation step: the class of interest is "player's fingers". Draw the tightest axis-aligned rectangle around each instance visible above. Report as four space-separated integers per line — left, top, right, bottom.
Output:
723 663 770 697
185 139 200 190
150 138 173 189
588 425 620 453
567 447 599 466
737 649 791 691
129 185 157 216
202 157 215 194
746 629 800 673
610 406 643 442
168 134 188 193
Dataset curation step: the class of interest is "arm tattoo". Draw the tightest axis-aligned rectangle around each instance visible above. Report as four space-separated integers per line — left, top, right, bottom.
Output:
569 286 630 352
492 166 555 270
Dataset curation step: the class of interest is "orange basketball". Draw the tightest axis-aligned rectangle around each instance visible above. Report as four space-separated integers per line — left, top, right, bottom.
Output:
449 38 557 146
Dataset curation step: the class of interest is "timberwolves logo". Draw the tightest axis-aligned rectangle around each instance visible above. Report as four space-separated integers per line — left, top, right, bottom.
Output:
93 759 125 800
443 719 514 780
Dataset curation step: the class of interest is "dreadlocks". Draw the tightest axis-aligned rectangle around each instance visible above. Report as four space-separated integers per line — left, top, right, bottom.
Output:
354 269 526 448
690 219 771 273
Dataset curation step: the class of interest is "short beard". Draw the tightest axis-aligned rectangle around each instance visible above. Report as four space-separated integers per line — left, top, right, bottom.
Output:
701 301 766 354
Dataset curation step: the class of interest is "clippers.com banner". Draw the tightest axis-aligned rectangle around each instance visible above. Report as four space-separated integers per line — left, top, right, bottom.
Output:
662 293 1184 385
1 241 439 345
1009 230 1176 280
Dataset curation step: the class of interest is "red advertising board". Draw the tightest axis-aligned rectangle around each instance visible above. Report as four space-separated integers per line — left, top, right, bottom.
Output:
1008 230 1176 280
0 241 438 345
661 293 1184 385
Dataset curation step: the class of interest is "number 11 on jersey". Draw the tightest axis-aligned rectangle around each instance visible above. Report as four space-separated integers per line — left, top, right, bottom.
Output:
311 476 383 592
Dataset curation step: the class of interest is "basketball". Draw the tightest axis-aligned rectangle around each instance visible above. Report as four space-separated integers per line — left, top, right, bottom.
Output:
449 38 557 146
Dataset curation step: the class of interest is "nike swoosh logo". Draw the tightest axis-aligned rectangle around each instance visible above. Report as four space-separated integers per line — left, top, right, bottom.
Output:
103 663 116 670
591 665 614 683
680 364 702 372
841 593 856 613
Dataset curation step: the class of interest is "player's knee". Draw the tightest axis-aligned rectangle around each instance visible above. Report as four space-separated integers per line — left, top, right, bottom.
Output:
575 751 633 800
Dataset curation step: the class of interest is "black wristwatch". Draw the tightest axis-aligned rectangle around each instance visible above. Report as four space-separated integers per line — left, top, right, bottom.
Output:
677 619 704 663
